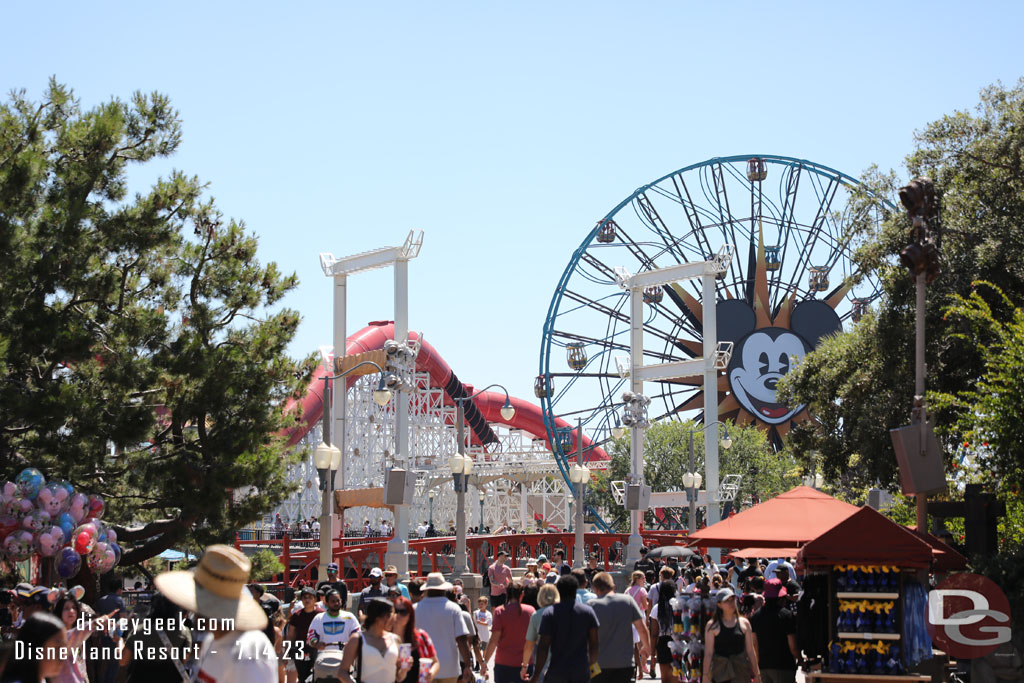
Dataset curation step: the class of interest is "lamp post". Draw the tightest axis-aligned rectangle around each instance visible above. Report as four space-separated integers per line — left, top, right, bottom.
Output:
569 462 591 567
448 449 474 575
683 422 732 535
451 384 515 577
315 361 393 583
427 490 435 527
478 489 487 531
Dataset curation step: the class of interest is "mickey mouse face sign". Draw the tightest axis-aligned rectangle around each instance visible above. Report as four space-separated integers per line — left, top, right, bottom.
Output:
718 298 842 428
728 327 810 424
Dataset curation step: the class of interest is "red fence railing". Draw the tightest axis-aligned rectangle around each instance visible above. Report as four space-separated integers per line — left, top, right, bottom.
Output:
238 530 691 589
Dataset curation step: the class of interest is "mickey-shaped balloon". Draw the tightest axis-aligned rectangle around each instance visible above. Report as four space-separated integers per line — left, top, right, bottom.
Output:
36 483 70 517
20 509 50 533
15 468 45 500
717 298 842 426
35 526 65 557
3 530 34 561
54 548 82 580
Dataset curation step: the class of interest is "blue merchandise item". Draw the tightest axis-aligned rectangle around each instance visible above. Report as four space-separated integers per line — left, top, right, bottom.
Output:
902 582 934 667
847 567 858 590
829 643 842 673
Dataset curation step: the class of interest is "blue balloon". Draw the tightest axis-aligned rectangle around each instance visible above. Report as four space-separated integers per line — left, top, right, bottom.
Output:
15 468 45 501
57 513 75 543
54 547 81 580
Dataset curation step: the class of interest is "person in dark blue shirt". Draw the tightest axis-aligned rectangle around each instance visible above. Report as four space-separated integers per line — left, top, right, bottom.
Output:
531 574 599 683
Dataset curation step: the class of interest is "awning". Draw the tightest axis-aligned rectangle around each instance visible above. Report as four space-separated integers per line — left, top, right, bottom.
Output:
727 547 800 559
688 486 859 548
797 506 934 568
158 549 197 562
909 527 969 572
334 487 392 513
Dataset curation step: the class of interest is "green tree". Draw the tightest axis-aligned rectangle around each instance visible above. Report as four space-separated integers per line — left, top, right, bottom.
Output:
248 549 285 582
0 81 314 565
588 419 801 531
778 78 1024 487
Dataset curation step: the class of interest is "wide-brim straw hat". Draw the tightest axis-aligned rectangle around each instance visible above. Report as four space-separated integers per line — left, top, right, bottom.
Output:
155 544 267 631
423 572 453 591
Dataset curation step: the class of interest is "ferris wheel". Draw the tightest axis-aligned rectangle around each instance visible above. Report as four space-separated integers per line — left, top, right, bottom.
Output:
537 155 889 465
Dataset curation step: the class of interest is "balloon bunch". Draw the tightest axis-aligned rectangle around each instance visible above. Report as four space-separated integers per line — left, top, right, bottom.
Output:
0 468 121 579
834 564 900 592
828 640 902 676
836 600 898 634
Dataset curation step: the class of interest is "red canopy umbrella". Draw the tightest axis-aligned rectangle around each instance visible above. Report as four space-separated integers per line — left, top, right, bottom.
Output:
687 486 859 549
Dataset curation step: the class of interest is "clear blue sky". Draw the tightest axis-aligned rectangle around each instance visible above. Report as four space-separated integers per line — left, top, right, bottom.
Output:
3 2 1021 406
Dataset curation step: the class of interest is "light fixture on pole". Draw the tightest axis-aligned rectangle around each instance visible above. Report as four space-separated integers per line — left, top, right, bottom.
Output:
448 449 474 575
803 472 824 489
611 415 625 440
569 462 591 567
316 361 392 583
478 489 487 530
450 383 514 576
685 422 732 536
569 418 592 567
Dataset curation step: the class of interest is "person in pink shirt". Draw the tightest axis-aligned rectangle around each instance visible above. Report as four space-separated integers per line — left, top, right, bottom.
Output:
487 551 513 608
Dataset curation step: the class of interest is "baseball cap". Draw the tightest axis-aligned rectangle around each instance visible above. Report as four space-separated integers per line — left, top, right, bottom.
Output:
763 578 788 599
545 571 558 583
369 567 383 578
300 586 317 598
327 562 339 572
715 587 736 603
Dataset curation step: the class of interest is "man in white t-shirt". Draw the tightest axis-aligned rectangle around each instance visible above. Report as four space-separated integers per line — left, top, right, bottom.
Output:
307 589 361 655
417 522 429 538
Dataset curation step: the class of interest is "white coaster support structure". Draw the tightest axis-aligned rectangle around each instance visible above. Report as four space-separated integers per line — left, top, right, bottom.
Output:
320 230 423 580
614 245 734 567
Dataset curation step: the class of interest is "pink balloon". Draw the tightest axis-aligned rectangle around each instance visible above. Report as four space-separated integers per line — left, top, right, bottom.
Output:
35 527 63 557
68 494 89 524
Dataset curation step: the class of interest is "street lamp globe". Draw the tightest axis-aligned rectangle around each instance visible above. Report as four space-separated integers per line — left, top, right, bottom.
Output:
372 375 393 407
479 490 487 503
499 398 516 422
693 473 703 489
314 442 340 471
611 417 625 440
449 453 466 474
427 490 435 501
682 472 695 489
721 433 733 450
463 456 474 474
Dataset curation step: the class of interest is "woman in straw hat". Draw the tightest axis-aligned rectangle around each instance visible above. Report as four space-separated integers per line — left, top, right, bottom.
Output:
156 544 277 683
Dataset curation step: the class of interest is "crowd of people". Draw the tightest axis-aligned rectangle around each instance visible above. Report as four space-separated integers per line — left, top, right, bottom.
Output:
628 546 803 683
0 543 805 683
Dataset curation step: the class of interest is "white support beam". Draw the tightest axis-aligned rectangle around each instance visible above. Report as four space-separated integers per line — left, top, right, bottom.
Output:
648 490 712 509
634 358 704 382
